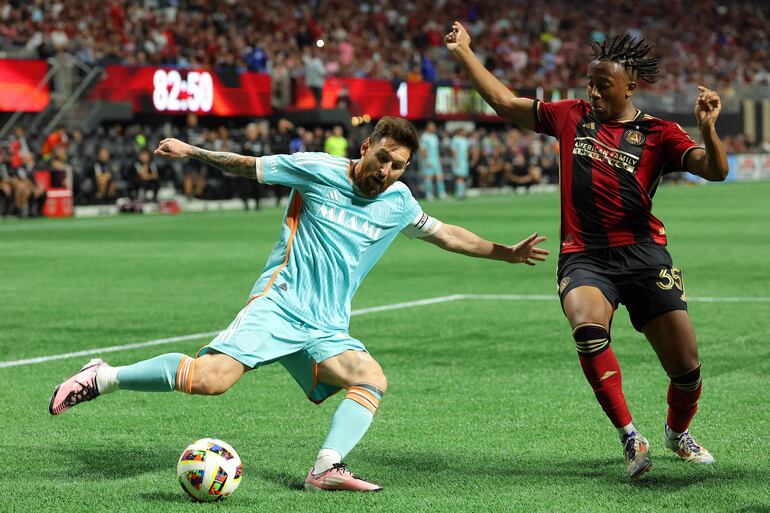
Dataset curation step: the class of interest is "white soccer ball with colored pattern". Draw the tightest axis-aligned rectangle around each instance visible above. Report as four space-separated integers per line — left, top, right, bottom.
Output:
177 438 243 502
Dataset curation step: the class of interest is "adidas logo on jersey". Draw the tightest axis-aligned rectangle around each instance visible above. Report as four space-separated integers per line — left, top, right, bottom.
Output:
326 189 342 202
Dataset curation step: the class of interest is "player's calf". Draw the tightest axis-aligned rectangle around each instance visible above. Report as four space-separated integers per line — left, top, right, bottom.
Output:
572 323 633 429
666 364 702 434
49 352 246 415
188 353 246 395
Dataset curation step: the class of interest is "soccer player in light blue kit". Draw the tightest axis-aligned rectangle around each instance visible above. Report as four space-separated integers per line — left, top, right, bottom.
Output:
419 121 446 200
450 127 471 199
49 117 549 491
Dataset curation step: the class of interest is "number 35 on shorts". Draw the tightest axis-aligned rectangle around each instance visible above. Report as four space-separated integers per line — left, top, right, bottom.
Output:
656 267 687 302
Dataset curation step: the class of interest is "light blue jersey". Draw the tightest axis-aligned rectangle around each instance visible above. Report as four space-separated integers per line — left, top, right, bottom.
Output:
202 151 441 401
419 132 441 176
450 135 470 177
252 152 439 331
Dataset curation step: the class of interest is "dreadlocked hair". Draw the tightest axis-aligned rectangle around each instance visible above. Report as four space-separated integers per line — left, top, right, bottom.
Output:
591 33 660 83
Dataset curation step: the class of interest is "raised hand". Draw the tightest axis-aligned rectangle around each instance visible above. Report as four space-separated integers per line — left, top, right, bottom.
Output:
445 21 471 54
694 86 721 130
509 233 549 266
154 138 193 159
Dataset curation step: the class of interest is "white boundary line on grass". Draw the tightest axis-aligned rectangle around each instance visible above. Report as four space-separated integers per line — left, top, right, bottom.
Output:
0 295 464 369
1 293 768 370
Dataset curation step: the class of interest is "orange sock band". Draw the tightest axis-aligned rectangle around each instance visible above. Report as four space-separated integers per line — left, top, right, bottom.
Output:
175 356 195 394
345 385 381 414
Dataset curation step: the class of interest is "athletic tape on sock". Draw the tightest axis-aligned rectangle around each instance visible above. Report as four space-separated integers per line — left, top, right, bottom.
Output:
573 323 610 356
175 356 195 394
345 384 383 414
670 364 702 392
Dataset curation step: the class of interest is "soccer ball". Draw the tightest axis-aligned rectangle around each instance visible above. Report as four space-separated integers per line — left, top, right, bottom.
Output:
177 438 243 502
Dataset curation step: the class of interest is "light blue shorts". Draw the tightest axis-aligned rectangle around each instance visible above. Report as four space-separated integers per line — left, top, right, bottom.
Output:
453 164 469 177
421 159 442 177
199 296 366 403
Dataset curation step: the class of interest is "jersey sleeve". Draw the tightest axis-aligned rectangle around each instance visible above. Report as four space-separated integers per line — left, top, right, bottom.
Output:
534 99 582 138
399 188 442 239
660 123 703 173
256 153 314 189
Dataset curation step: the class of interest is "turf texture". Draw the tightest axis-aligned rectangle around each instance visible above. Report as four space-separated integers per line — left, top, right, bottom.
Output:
1 182 768 512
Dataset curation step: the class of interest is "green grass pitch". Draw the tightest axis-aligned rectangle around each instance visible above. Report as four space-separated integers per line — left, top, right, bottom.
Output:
2 182 769 512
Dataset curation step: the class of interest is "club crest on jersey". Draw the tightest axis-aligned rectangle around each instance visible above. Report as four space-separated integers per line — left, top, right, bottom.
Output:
623 130 645 146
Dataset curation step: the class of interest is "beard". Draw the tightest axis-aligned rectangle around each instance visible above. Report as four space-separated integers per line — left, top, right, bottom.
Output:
353 161 389 197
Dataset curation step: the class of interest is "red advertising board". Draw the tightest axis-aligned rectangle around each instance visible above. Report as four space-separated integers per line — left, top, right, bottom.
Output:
90 66 272 117
0 59 50 112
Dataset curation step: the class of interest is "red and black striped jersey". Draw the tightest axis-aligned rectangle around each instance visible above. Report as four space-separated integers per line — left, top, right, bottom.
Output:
534 99 701 254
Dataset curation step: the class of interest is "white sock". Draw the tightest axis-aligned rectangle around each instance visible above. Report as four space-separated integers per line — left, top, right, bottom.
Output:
96 364 119 394
617 423 637 440
665 425 683 439
312 448 341 475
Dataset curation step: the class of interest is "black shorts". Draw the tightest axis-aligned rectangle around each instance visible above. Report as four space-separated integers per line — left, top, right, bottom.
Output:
556 242 688 332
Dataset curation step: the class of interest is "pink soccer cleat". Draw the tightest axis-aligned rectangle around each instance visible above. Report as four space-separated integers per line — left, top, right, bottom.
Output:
48 358 104 415
304 463 382 492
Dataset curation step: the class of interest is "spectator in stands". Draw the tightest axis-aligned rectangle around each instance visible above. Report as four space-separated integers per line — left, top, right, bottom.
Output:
41 126 68 162
2 0 768 90
324 125 348 157
9 126 30 168
304 45 326 108
0 149 13 216
49 145 74 190
10 151 45 217
303 130 323 152
505 152 542 191
89 147 119 203
183 114 206 200
271 51 292 111
131 148 160 202
270 118 294 205
481 146 505 189
237 122 270 210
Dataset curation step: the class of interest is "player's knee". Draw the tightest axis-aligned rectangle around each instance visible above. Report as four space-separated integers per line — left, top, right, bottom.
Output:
669 364 701 393
572 322 610 357
349 360 387 393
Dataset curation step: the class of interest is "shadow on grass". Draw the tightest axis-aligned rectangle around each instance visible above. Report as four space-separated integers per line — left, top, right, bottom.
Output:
138 490 191 504
363 449 770 492
254 469 305 491
41 445 181 480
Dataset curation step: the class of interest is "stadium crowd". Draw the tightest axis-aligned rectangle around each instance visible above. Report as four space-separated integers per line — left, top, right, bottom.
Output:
1 0 768 90
0 116 552 216
2 113 767 217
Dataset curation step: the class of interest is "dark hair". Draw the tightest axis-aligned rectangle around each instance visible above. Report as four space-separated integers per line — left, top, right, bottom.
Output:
591 34 660 83
368 116 419 159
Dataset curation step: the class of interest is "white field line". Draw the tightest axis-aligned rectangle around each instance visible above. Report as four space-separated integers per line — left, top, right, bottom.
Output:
1 293 767 370
0 295 465 369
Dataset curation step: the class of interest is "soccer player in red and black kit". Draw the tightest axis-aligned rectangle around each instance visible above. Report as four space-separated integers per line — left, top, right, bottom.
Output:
446 23 728 479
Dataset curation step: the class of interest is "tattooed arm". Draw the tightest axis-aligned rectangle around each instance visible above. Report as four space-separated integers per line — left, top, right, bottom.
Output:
154 138 257 178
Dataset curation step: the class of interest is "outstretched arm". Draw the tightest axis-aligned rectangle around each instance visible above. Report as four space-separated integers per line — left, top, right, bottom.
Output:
686 86 728 181
423 225 549 266
445 21 536 129
154 138 257 178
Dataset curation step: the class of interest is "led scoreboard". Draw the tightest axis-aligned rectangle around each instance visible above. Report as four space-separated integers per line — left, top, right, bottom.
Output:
89 64 548 121
90 66 272 116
